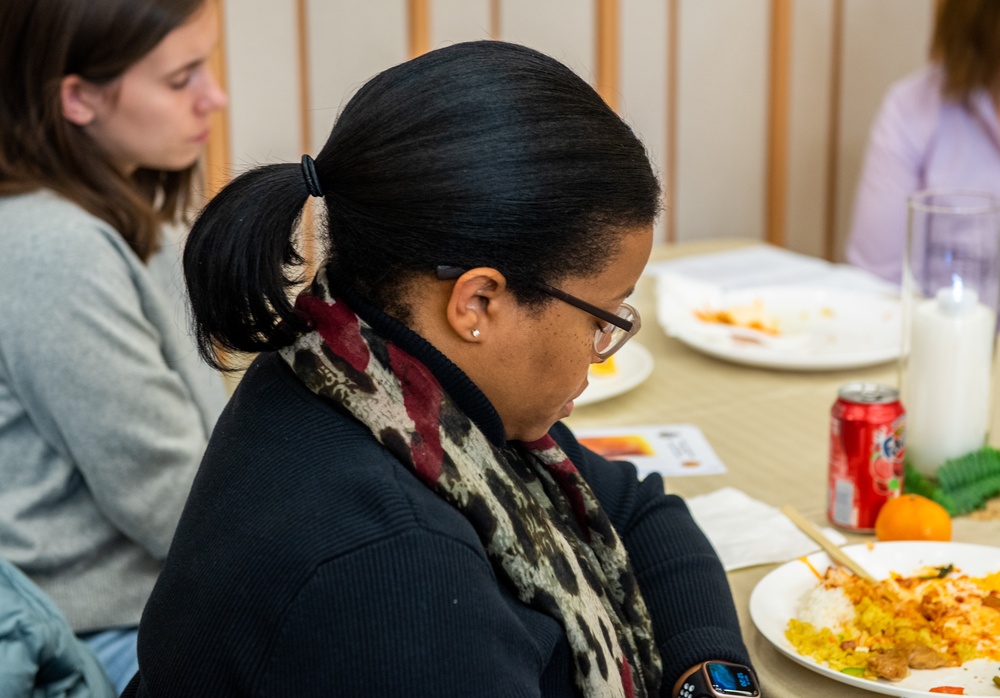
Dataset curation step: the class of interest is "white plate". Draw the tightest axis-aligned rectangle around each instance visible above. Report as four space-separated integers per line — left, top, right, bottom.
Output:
657 281 902 371
749 541 1000 697
575 341 654 407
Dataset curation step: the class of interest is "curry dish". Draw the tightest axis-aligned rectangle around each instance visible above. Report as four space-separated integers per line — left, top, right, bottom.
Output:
786 564 1000 682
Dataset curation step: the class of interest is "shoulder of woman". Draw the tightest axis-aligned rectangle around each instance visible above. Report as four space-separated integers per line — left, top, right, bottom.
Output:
879 65 946 121
867 65 947 162
0 190 140 284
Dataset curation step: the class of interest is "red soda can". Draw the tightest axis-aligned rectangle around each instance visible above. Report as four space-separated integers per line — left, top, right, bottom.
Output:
828 383 906 531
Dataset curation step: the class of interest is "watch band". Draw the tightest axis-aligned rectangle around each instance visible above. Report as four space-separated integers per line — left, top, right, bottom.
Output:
678 672 711 698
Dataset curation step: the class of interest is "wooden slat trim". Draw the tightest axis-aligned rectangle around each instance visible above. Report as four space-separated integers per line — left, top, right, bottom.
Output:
490 0 502 39
295 0 316 276
296 0 312 155
408 0 430 58
204 0 231 198
765 0 792 248
595 0 619 111
665 0 678 243
823 0 844 262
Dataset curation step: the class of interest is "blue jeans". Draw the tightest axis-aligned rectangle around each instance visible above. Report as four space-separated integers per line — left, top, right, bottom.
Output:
79 627 139 695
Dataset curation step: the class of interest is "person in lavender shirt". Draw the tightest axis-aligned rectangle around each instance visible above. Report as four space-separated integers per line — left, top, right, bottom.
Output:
846 0 1000 283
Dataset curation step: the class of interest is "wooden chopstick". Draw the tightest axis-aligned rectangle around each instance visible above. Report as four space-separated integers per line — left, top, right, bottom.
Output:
780 505 877 582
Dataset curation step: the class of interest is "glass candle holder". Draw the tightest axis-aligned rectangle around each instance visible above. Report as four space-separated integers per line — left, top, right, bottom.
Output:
901 190 1000 476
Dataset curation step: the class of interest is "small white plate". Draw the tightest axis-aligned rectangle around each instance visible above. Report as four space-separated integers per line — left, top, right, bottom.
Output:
749 541 1000 697
657 281 902 371
575 341 654 407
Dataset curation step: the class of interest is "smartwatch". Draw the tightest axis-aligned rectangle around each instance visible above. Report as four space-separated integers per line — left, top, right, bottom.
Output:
678 661 760 698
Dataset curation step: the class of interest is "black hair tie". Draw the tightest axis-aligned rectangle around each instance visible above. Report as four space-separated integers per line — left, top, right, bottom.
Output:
300 154 324 198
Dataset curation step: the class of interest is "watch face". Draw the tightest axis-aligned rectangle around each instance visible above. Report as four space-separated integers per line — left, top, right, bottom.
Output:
705 662 760 696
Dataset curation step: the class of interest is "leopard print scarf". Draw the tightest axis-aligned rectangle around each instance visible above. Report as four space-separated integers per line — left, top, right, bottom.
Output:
280 270 662 697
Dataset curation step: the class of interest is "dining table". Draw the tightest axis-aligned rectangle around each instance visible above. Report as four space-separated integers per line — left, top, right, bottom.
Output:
564 237 1000 698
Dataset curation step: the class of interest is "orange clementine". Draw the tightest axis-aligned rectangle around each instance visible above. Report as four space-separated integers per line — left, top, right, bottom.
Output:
874 494 952 542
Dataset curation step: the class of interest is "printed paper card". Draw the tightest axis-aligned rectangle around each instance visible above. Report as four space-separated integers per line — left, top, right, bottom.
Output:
573 424 727 478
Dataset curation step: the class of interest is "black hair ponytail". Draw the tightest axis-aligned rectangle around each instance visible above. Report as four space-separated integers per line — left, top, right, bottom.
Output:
183 163 310 370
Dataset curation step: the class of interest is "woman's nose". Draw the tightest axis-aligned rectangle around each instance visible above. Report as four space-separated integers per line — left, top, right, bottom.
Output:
198 70 228 114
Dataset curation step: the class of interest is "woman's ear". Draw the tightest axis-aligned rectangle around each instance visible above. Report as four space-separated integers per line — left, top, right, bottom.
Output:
444 268 507 342
60 75 101 126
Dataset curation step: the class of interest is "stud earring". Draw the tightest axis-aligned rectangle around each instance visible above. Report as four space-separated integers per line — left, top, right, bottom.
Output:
471 329 481 338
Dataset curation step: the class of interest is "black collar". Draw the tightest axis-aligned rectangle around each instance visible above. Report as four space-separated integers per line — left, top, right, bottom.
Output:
331 281 509 447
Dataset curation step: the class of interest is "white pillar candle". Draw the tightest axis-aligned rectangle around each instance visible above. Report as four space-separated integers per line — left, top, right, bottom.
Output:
905 286 995 476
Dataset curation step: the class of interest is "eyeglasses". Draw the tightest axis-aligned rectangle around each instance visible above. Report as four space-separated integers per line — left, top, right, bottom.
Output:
435 266 641 362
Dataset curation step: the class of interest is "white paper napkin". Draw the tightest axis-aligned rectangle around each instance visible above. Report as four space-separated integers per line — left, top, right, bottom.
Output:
685 487 848 572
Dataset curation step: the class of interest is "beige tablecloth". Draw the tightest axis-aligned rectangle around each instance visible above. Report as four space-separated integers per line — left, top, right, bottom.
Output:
564 239 1000 698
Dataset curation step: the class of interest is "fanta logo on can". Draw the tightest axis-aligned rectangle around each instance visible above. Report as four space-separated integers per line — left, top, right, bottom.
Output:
879 432 904 461
869 419 905 496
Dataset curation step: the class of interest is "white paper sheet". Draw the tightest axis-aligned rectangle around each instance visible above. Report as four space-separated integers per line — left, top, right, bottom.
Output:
645 244 897 295
575 424 727 478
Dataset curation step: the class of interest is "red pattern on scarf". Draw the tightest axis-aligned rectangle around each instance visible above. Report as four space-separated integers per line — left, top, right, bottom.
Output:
525 434 591 543
388 343 446 484
620 657 635 698
296 295 371 374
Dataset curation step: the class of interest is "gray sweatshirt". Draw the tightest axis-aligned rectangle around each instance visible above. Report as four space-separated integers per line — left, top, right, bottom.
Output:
0 190 228 631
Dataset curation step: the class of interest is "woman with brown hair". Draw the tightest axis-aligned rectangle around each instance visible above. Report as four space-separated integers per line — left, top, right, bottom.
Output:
0 0 228 690
846 0 1000 282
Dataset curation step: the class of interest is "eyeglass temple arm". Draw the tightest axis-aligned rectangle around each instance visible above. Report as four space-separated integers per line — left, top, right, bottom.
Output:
435 265 465 280
539 284 633 332
435 266 632 332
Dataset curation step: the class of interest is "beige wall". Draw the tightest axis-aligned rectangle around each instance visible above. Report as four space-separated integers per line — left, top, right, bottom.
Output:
214 0 934 261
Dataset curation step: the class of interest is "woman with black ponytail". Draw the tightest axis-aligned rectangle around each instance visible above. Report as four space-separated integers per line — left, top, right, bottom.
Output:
128 41 755 698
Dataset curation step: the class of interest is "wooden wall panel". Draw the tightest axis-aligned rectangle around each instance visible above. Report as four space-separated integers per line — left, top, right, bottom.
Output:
204 0 229 197
676 0 770 242
408 0 431 57
430 0 492 46
766 0 793 247
210 0 942 260
502 0 594 83
595 0 620 110
785 0 834 259
620 0 669 242
305 0 408 153
222 0 299 172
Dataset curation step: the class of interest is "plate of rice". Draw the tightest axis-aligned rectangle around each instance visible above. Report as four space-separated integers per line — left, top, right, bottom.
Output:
749 541 1000 696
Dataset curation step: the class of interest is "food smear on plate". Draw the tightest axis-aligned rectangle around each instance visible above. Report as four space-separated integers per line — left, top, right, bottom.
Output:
692 299 841 339
589 355 618 377
785 564 1000 683
693 299 781 336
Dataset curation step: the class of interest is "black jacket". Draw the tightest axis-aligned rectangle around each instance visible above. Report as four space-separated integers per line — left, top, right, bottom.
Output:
125 296 749 697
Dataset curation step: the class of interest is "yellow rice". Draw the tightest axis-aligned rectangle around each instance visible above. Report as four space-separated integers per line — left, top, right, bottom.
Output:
785 566 1000 681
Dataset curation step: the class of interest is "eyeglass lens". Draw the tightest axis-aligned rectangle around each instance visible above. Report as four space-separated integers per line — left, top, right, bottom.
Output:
594 304 639 359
